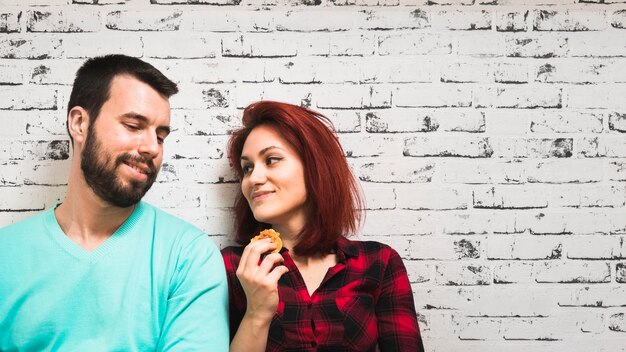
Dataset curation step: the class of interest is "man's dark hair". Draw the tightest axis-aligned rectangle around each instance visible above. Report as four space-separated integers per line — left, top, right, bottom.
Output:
66 54 178 142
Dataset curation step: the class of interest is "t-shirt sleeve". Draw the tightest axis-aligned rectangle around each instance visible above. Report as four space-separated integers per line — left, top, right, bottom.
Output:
157 233 229 351
376 246 425 352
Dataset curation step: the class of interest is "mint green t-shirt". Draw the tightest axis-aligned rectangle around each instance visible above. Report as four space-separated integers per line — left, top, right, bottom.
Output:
0 202 229 352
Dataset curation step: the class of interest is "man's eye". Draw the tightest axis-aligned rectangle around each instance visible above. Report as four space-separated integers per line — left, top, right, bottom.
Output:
125 124 140 131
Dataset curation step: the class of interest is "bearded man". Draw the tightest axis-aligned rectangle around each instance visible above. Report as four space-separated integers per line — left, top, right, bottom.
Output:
0 55 229 351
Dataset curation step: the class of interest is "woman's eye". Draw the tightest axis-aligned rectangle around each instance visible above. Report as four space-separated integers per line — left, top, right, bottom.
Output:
241 164 253 175
267 157 281 165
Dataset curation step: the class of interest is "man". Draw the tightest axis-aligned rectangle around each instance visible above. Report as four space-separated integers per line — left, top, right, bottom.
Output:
0 55 229 351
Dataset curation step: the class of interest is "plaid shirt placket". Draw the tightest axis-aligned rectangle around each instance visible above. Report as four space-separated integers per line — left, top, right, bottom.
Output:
222 238 425 352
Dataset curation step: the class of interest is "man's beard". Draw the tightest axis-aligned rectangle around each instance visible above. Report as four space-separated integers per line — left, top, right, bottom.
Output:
81 126 158 208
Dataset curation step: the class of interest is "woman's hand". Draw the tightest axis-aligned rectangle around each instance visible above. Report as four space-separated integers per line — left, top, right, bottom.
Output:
236 238 289 323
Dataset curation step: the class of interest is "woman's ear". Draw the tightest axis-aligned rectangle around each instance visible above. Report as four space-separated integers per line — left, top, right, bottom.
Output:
67 106 90 145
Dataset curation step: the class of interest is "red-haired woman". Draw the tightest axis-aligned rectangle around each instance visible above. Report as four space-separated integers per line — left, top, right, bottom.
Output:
221 101 425 352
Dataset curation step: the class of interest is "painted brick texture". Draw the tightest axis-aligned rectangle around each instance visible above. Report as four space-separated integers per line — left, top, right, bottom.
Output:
1 1 626 351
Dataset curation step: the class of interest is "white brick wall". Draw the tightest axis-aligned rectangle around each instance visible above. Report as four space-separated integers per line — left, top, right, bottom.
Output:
2 1 626 350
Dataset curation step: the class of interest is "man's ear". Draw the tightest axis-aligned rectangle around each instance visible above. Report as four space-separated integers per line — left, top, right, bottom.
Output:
67 107 90 145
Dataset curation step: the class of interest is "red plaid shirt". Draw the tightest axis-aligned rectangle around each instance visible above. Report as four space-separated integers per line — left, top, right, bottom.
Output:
222 237 425 352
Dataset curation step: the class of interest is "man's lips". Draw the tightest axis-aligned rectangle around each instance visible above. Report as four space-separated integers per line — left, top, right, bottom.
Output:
123 160 151 175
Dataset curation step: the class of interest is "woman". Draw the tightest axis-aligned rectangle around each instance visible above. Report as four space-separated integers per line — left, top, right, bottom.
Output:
222 101 425 352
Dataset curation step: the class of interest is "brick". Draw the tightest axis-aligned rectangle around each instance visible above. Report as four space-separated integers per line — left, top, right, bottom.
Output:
0 86 56 110
234 83 313 109
329 33 376 57
501 313 604 340
566 235 626 259
484 110 531 134
466 286 566 317
366 109 484 133
473 185 549 209
106 9 181 31
63 34 142 58
315 85 391 109
404 136 493 158
0 37 62 59
487 235 562 260
164 59 268 84
559 286 626 307
609 313 626 332
144 184 203 209
441 61 491 83
474 86 562 109
170 84 231 110
425 0 474 4
494 62 530 83
27 9 100 32
438 159 525 184
151 0 240 5
567 85 626 109
527 211 620 235
437 211 522 235
530 110 603 133
178 109 240 136
0 12 21 33
505 34 568 58
496 11 528 32
493 261 535 284
17 111 66 137
29 60 81 85
275 9 358 31
397 184 469 210
491 138 573 158
579 136 626 158
189 9 273 32
536 59 626 84
358 8 429 30
361 210 435 235
0 63 24 84
317 109 361 133
550 185 626 208
431 10 491 30
534 10 607 31
339 134 403 158
23 160 70 186
613 10 626 29
143 34 219 59
457 33 504 57
618 263 626 283
160 159 237 184
378 33 453 56
0 161 20 186
0 186 64 211
608 161 626 181
361 185 395 210
277 59 360 84
163 135 226 160
435 264 491 286
403 261 432 283
568 32 626 57
609 112 626 132
495 261 611 284
358 159 435 183
222 33 297 58
361 58 435 83
394 84 472 108
410 236 480 260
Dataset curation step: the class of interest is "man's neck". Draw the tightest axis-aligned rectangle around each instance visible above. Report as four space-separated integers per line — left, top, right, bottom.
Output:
54 183 135 251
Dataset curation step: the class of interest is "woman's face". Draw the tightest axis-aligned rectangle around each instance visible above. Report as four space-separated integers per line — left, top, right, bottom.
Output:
240 125 308 231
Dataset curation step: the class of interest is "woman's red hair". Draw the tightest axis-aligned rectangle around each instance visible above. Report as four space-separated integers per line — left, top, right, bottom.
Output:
227 101 365 256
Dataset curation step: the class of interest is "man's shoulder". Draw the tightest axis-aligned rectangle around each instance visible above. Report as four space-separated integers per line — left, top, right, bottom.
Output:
140 202 201 232
0 210 49 239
